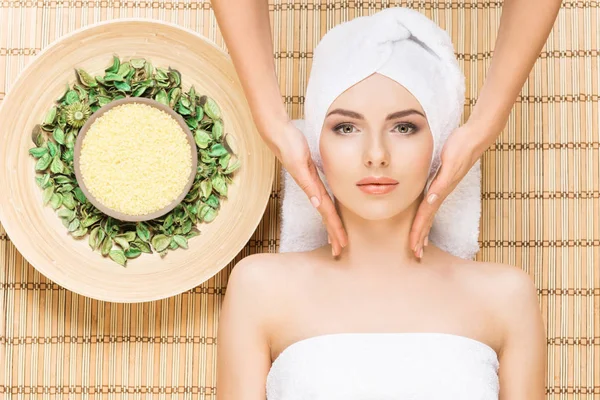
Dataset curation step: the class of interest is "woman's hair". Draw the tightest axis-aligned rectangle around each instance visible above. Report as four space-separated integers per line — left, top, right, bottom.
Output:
279 7 482 260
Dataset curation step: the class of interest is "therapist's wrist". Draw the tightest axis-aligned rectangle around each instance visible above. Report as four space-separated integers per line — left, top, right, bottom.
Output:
464 111 509 157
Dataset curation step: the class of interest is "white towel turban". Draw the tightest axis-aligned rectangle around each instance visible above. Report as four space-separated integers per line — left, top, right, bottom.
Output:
279 7 481 260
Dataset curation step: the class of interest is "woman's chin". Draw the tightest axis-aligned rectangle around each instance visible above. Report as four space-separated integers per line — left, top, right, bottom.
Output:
345 203 410 222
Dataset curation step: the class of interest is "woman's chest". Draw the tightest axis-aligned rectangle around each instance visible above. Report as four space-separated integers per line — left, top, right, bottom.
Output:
270 279 499 361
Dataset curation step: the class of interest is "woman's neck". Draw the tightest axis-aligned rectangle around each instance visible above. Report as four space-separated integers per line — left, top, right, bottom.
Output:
335 202 421 269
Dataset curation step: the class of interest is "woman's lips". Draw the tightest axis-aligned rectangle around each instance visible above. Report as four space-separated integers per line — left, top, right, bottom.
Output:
356 176 399 194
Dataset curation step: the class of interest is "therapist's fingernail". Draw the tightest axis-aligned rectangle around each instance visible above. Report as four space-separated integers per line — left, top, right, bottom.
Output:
310 196 321 208
327 235 331 244
427 194 438 204
419 248 424 259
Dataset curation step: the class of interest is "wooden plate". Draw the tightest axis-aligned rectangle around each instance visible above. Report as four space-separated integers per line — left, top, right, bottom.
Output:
0 19 275 303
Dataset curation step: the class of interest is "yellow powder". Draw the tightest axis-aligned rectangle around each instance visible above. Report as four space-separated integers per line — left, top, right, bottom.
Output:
79 103 192 216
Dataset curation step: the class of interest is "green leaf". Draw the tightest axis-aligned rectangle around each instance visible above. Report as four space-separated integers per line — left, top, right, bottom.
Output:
114 81 131 91
97 96 112 107
195 105 204 121
74 187 87 203
169 87 182 108
163 214 174 230
177 103 191 115
117 62 131 78
49 193 63 210
54 175 72 184
211 175 227 196
32 125 45 147
114 236 130 250
203 97 221 120
212 120 223 141
124 247 142 259
53 127 65 145
89 226 101 250
136 223 151 243
76 69 98 88
81 214 102 228
186 117 198 130
168 68 181 86
131 85 148 98
203 207 217 223
71 227 88 238
58 207 75 220
50 156 64 174
105 55 120 74
219 153 231 170
42 185 54 205
97 228 106 246
173 235 188 249
58 207 76 221
47 141 58 158
223 158 241 175
65 132 75 149
109 249 127 266
132 239 152 254
35 152 52 171
122 231 136 242
104 72 125 82
155 89 168 106
29 147 48 158
208 143 228 157
67 218 80 232
151 234 171 253
182 219 193 234
65 90 79 105
62 192 77 210
43 106 57 125
35 173 51 189
206 194 220 209
194 129 211 149
144 60 154 77
200 179 212 199
100 236 113 256
65 90 80 105
130 58 146 69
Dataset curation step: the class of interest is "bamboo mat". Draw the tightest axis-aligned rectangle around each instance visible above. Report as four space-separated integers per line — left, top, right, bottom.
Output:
0 0 598 398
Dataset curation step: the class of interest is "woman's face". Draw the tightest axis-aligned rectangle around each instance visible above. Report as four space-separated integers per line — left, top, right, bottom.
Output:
320 73 434 221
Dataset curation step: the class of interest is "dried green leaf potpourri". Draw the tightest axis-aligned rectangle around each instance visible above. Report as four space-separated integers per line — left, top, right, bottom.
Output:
29 56 241 266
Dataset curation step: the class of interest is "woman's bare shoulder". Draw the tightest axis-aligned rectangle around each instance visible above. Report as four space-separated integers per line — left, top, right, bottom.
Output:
461 260 537 300
225 251 320 301
458 260 541 330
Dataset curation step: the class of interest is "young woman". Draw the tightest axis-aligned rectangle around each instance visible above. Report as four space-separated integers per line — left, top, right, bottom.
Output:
217 8 546 400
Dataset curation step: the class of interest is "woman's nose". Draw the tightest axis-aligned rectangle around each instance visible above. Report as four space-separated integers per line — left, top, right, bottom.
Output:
363 135 390 168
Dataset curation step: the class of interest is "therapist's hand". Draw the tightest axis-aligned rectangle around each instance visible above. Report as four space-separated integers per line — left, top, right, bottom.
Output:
274 121 348 257
409 122 482 259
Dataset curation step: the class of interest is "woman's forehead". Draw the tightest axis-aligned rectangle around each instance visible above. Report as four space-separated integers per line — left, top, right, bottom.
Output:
327 74 426 117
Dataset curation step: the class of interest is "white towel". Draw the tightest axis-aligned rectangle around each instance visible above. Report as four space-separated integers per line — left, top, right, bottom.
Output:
279 7 481 260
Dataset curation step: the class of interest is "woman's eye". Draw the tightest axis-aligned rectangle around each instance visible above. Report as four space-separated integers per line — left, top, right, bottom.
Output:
394 123 416 135
334 124 357 135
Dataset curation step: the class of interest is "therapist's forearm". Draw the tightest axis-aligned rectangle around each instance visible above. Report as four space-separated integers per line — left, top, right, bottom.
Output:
212 0 289 147
468 0 562 152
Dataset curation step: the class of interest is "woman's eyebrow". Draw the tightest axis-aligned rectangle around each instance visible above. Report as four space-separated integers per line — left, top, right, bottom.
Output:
385 109 426 120
326 109 425 120
326 109 364 119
